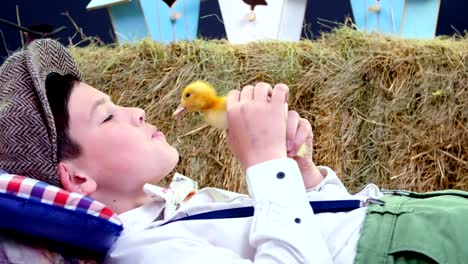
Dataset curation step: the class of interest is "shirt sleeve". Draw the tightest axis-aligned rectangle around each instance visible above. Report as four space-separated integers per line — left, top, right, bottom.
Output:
107 158 335 264
245 158 333 263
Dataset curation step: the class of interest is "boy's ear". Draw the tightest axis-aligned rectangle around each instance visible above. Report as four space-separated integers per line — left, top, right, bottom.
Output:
58 162 97 195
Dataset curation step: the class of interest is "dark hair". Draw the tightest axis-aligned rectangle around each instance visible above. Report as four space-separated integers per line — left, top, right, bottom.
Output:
45 72 82 161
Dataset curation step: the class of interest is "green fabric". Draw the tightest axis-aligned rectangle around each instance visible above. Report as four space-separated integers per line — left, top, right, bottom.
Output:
354 190 468 264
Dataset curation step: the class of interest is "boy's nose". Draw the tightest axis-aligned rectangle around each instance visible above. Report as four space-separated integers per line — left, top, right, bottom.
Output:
133 108 145 126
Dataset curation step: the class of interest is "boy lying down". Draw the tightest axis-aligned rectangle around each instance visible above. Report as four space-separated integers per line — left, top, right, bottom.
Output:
0 39 466 264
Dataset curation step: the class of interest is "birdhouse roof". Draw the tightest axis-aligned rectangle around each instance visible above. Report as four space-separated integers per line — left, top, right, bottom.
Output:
86 0 132 11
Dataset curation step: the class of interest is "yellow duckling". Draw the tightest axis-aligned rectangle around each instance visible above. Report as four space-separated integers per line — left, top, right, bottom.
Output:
172 80 227 129
172 80 308 157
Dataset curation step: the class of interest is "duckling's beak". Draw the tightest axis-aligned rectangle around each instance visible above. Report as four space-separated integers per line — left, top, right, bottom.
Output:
172 104 187 118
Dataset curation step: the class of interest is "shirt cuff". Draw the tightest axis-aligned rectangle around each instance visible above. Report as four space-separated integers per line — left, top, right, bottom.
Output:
306 166 346 192
245 158 308 204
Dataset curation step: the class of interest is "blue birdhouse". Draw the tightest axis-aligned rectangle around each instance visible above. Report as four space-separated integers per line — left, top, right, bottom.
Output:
350 0 441 39
86 0 201 43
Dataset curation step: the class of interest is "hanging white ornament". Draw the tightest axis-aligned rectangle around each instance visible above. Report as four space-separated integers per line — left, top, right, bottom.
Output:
242 0 268 22
368 0 382 12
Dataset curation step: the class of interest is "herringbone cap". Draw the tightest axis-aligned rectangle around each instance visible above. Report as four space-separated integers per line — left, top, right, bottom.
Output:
0 39 83 186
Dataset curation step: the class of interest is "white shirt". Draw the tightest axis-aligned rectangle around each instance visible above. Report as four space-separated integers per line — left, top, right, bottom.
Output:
105 158 383 264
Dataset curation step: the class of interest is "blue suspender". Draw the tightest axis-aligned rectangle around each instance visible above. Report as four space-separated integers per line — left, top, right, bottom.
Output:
0 168 381 226
161 199 382 226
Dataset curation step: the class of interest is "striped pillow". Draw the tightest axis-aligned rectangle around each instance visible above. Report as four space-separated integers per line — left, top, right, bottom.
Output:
0 170 123 254
0 173 122 226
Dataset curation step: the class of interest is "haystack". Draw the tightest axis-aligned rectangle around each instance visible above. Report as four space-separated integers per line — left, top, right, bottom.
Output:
69 26 468 194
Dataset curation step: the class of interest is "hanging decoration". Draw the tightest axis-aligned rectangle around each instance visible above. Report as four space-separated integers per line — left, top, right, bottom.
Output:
162 0 180 25
242 0 268 22
169 12 181 23
368 0 381 12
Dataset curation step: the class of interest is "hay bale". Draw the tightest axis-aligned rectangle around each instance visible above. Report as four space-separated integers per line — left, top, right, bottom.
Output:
69 26 468 194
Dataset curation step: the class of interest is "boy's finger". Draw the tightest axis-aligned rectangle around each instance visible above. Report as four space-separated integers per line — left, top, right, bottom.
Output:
254 82 273 102
226 90 240 110
286 111 300 151
292 118 312 154
271 83 289 104
240 85 254 102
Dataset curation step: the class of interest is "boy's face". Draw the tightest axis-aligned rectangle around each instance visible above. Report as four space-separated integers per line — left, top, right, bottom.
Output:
65 82 179 193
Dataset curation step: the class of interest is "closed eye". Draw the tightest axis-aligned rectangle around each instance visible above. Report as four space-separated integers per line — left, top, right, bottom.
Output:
102 115 114 123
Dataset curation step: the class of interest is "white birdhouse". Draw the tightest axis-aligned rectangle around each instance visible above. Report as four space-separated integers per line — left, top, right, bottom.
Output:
218 0 308 44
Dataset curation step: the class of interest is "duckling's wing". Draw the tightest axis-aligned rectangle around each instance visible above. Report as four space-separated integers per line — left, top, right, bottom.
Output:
204 110 228 130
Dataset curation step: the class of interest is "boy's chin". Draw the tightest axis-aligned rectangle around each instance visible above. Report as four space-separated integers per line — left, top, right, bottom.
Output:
168 148 181 167
150 163 179 184
146 173 167 186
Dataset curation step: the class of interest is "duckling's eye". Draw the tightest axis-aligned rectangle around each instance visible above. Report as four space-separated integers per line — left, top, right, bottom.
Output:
185 93 191 98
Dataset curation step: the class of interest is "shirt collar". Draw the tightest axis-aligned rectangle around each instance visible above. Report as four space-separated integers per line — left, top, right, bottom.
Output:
143 173 198 206
117 173 199 233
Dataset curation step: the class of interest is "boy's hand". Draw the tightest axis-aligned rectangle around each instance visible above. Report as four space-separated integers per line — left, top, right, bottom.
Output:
286 111 324 189
226 83 288 170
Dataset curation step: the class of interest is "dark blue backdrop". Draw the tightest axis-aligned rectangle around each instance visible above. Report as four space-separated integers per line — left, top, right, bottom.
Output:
1 0 467 61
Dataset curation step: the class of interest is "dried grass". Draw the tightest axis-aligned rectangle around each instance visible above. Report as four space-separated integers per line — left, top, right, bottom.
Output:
69 26 468 194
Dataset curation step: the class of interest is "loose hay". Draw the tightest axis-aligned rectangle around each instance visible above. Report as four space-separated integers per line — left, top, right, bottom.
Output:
69 26 468 194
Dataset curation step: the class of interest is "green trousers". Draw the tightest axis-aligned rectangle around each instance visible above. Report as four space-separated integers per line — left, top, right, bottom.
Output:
354 190 468 264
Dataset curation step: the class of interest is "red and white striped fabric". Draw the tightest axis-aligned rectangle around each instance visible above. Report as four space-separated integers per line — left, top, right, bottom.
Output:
0 172 122 226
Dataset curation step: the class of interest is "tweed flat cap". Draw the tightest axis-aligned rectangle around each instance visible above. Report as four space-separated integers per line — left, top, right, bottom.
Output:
0 39 83 186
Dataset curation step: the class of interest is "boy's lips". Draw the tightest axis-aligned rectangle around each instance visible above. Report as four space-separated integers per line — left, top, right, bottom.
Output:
152 129 166 141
